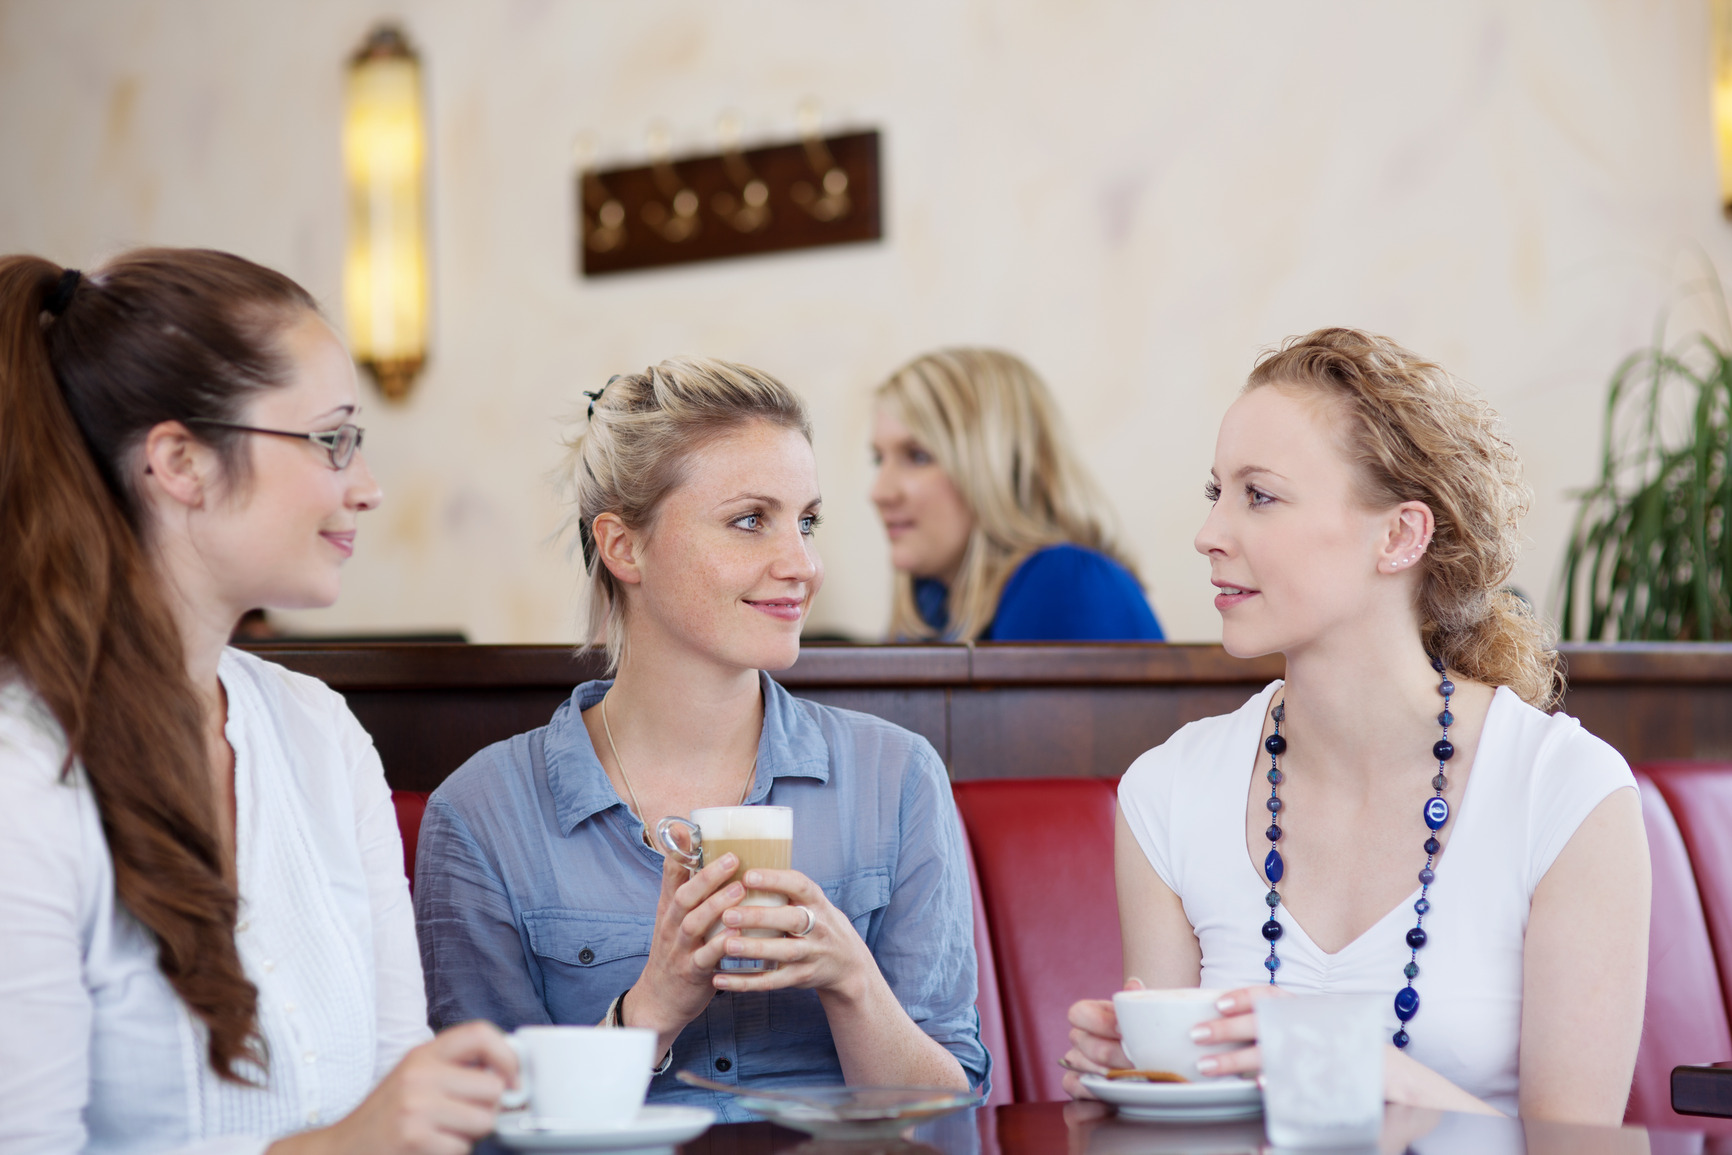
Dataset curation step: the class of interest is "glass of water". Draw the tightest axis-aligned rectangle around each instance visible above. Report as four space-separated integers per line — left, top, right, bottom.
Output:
1256 993 1385 1149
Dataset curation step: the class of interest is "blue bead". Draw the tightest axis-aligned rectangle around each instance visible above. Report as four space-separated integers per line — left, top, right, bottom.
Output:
1267 797 1283 813
1414 897 1431 915
1423 797 1450 830
1265 733 1287 756
1406 926 1428 949
1433 739 1454 761
1262 919 1283 942
1424 837 1440 855
1418 867 1435 885
1265 954 1281 972
1432 773 1449 791
1266 889 1281 908
1266 824 1283 842
1265 849 1285 884
1272 702 1285 723
1267 769 1283 785
1394 986 1421 1021
1430 655 1445 673
1393 1030 1410 1049
1438 710 1454 727
1404 961 1419 979
1439 679 1455 696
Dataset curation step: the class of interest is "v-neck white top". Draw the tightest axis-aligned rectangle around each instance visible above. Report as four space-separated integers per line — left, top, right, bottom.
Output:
1117 680 1636 1116
0 648 430 1154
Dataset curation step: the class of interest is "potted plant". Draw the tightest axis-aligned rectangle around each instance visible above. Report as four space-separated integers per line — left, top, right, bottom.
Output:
1559 310 1732 641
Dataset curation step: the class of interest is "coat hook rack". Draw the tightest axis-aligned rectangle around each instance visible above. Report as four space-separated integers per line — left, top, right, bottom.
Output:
576 122 882 277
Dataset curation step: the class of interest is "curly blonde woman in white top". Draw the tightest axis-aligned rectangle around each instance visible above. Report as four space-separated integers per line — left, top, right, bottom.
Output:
1064 329 1647 1123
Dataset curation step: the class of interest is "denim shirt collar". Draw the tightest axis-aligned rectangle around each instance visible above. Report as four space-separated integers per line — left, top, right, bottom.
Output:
542 670 831 836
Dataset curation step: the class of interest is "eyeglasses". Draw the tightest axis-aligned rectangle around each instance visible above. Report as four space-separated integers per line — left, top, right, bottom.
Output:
183 419 365 470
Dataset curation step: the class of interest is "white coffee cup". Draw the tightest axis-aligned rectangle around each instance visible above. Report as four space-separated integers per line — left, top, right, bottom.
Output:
497 1025 656 1129
1112 988 1247 1079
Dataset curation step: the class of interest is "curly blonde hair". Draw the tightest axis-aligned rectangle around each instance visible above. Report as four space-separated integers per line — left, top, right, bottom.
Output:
560 356 811 671
1247 328 1561 709
876 348 1134 640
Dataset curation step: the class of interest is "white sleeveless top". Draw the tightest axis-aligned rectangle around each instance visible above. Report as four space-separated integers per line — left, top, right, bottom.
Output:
1117 681 1636 1115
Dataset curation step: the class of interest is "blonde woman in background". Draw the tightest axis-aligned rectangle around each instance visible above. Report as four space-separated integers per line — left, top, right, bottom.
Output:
1064 330 1646 1122
414 358 986 1121
870 348 1163 641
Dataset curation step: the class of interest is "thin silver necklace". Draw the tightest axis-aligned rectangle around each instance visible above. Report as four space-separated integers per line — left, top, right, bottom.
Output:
600 692 756 838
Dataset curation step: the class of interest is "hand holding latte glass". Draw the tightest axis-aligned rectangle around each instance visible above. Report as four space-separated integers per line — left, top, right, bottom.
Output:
652 806 875 998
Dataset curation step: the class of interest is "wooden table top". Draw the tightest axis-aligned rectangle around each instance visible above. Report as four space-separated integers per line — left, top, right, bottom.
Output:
474 1099 1690 1155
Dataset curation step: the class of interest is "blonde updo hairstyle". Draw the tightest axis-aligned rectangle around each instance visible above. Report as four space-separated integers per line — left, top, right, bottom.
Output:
562 356 812 671
1246 328 1560 708
876 348 1135 641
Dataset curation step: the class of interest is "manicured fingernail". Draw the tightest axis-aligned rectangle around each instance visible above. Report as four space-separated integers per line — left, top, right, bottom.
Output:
1188 1026 1210 1042
727 884 744 898
1215 996 1234 1013
722 910 741 926
726 939 742 954
1197 1057 1220 1074
744 871 761 887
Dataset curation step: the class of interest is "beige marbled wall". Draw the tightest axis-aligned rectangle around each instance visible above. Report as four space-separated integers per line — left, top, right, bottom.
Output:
0 0 1724 642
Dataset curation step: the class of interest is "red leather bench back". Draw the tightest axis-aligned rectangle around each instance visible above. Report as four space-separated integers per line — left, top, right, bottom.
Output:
1627 773 1732 1130
956 810 1013 1106
952 777 1122 1103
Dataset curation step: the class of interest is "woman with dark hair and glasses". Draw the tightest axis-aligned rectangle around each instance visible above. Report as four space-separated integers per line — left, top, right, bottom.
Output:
0 249 518 1154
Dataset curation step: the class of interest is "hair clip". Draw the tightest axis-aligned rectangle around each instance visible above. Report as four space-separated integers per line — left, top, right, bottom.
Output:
584 374 623 419
43 268 81 317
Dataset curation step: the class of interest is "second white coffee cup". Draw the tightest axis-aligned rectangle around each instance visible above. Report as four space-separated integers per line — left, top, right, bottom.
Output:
1113 988 1248 1079
497 1025 656 1129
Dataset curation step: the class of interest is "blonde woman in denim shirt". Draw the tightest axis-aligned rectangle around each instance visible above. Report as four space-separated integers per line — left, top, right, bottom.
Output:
413 359 986 1120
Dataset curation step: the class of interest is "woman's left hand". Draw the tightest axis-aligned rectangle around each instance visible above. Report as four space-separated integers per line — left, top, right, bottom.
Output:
708 868 873 1000
1187 984 1283 1078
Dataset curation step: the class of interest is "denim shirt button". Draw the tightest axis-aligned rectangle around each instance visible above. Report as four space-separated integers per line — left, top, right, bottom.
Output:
715 1057 732 1072
577 948 594 964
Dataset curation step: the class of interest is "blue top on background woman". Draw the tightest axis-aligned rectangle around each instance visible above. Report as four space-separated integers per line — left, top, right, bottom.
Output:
870 348 1163 642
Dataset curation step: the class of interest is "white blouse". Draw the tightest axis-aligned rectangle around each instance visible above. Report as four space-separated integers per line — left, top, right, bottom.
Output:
1117 681 1636 1116
0 648 430 1155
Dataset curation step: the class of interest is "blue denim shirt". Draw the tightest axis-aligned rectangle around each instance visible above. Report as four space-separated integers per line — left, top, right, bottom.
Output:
413 673 988 1121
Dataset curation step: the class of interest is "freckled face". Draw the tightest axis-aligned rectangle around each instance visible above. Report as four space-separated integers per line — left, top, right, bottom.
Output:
1193 385 1390 659
628 421 824 673
869 407 975 584
189 312 382 613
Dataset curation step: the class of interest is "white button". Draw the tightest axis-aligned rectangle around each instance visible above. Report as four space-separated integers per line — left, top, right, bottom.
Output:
236 920 249 933
262 960 275 973
305 1110 318 1124
303 1051 316 1064
284 1002 297 1014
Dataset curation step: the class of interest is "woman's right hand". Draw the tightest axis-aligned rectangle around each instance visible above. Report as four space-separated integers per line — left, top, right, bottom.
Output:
620 846 748 1055
267 1020 517 1155
1062 978 1143 1099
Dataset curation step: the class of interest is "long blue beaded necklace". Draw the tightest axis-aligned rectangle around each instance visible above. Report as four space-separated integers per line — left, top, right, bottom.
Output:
1259 656 1456 1050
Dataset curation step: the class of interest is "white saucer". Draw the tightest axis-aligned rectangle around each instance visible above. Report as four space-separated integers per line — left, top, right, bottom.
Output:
492 1105 716 1151
1080 1074 1263 1122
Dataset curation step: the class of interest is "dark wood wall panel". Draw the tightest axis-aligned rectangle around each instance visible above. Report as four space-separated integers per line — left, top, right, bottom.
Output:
243 642 1732 793
947 685 1270 780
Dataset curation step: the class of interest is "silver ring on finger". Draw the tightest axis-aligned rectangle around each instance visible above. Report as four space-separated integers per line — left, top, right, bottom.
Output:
790 905 815 937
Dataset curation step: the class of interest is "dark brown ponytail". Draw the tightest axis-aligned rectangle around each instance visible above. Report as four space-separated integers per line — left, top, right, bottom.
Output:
0 249 317 1081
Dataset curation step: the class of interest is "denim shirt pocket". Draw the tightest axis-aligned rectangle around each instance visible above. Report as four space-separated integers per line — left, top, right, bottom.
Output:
765 867 892 1040
522 908 654 1026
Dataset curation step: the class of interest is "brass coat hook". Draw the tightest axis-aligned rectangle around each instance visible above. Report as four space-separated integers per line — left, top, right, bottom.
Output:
641 123 701 243
710 112 771 234
790 99 851 222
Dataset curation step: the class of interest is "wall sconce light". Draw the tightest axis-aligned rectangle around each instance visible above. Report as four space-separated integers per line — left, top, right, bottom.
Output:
1717 0 1732 215
343 25 428 401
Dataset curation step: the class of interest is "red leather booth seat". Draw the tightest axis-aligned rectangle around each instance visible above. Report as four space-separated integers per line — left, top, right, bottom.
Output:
392 790 430 893
951 778 1122 1104
1627 773 1732 1131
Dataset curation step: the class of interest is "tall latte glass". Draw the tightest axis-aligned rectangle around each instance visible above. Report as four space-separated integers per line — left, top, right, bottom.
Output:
655 805 793 973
